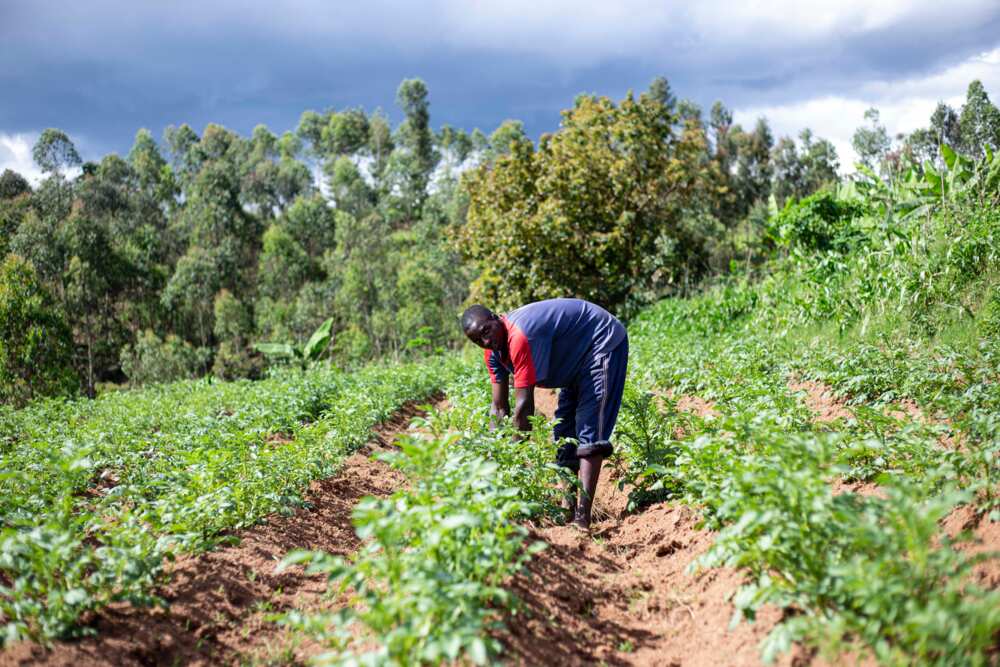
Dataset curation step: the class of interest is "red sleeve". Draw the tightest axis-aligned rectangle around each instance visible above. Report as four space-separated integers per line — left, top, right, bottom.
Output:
484 348 498 384
508 325 537 388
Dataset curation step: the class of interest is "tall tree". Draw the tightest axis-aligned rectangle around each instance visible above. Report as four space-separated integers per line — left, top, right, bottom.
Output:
128 129 168 193
32 129 81 176
958 80 1000 158
388 79 438 221
323 108 370 157
460 91 712 312
59 212 133 395
799 129 839 193
852 107 892 173
771 136 805 205
771 129 839 205
367 109 395 189
645 76 677 111
0 254 77 406
735 118 774 208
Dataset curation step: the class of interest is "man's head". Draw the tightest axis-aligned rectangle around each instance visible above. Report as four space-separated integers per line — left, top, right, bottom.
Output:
462 304 506 351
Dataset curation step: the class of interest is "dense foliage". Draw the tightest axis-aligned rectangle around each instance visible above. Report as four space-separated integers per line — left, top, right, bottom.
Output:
613 147 1000 663
0 255 76 407
460 90 716 313
0 355 461 642
0 74 848 403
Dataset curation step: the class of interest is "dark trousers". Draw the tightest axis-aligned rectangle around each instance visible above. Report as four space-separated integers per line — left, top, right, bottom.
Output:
553 337 629 472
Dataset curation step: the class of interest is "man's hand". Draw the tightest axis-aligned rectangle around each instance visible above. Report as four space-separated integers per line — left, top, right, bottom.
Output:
489 377 511 429
513 385 535 433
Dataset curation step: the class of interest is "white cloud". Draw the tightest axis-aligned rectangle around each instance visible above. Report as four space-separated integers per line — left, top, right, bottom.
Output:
734 47 1000 172
0 132 44 184
430 0 996 62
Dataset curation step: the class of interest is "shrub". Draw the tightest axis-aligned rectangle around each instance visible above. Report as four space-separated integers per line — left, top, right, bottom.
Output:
120 330 209 386
0 255 77 406
768 191 867 252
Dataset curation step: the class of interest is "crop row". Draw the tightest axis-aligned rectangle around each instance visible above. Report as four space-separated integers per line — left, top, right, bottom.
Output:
610 199 1000 664
277 363 567 665
0 356 462 644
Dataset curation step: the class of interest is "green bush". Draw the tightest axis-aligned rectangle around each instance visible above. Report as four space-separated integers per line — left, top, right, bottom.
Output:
980 285 1000 341
768 190 867 252
119 330 210 386
0 254 77 406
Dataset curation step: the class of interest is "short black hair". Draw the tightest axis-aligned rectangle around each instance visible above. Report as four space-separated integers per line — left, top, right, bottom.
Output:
461 304 494 333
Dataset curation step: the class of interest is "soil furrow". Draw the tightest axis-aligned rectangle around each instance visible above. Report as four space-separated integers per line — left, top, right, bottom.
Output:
1 399 431 667
497 390 797 667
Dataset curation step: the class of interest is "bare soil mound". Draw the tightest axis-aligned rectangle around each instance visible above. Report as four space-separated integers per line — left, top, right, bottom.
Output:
499 492 796 667
1 400 430 667
942 505 1000 590
497 390 803 666
788 379 853 424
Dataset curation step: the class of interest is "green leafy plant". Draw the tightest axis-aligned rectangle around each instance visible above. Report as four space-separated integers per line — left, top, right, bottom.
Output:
255 316 333 368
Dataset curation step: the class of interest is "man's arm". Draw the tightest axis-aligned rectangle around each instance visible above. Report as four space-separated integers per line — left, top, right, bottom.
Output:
490 377 511 428
513 385 535 432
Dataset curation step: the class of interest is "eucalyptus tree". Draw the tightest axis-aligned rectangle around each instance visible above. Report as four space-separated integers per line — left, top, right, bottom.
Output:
852 108 892 174
645 76 677 111
958 80 1000 158
799 129 838 193
772 129 839 205
771 136 805 206
0 254 77 405
386 78 438 222
164 123 201 185
367 109 395 190
734 118 774 210
32 129 81 177
59 209 135 395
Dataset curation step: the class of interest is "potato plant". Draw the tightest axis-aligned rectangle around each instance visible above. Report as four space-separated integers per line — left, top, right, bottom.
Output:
279 362 562 665
1 356 462 644
611 190 1000 664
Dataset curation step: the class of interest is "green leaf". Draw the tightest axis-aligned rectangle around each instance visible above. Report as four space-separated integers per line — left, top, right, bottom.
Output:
303 317 334 362
64 589 89 605
468 637 489 665
940 143 957 170
253 342 298 359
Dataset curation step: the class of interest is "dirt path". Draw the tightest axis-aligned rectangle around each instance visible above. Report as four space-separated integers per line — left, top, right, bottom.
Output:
1 400 431 667
499 476 800 667
497 391 798 667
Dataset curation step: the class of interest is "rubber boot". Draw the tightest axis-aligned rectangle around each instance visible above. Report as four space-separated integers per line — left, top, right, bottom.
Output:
573 455 604 529
561 487 578 525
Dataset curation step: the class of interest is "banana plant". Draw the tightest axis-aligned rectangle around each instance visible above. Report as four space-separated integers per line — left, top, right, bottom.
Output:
852 143 1000 224
254 317 334 367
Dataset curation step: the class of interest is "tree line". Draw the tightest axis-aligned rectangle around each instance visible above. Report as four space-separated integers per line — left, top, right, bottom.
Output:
1 77 997 405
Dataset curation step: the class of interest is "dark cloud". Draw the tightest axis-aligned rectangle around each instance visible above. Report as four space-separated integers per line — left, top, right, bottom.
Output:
2 1 998 160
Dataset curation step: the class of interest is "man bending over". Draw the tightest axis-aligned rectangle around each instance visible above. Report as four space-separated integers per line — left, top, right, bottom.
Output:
461 298 629 529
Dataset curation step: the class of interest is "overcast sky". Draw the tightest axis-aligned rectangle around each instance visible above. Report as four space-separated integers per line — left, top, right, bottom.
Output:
3 0 999 180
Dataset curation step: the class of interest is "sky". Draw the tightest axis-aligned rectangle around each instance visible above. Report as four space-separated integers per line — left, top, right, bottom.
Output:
2 0 1000 181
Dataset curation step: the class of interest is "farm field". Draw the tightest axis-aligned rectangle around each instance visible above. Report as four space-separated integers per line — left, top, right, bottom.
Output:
5 184 1000 665
5 4 1000 665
